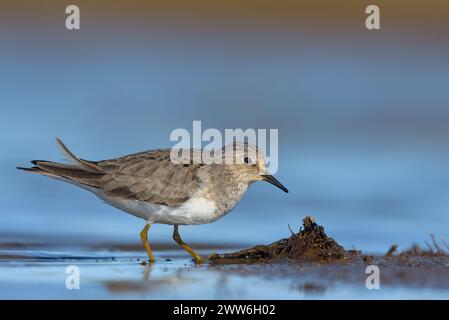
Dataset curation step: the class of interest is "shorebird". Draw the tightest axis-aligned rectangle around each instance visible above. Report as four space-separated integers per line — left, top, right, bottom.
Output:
18 139 288 264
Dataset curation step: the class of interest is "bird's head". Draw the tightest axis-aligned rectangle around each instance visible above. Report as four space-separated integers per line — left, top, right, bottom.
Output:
221 142 288 193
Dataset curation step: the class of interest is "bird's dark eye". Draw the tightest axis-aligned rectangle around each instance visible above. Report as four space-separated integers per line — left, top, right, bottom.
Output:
243 156 253 165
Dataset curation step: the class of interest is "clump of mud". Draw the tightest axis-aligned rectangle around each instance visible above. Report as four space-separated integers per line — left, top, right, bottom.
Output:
208 216 349 264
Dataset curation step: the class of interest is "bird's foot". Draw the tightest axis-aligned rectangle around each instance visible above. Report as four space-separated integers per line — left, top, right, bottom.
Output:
140 257 156 266
193 255 203 265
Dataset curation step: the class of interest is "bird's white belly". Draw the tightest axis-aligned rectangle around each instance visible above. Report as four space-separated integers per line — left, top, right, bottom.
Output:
101 195 220 225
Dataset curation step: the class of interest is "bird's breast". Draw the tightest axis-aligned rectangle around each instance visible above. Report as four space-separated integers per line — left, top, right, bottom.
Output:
202 181 250 217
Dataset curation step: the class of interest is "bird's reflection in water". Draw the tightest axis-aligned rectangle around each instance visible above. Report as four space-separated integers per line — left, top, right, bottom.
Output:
102 259 196 294
289 281 328 297
103 257 324 299
143 265 152 281
213 273 232 299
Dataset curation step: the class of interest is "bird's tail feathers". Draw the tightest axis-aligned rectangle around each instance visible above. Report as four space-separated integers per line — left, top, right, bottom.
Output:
17 139 105 188
55 138 102 171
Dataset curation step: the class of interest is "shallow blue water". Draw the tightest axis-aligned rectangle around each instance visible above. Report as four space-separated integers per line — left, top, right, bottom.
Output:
0 249 447 300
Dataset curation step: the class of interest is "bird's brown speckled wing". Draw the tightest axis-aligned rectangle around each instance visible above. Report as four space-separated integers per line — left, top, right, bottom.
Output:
96 149 204 207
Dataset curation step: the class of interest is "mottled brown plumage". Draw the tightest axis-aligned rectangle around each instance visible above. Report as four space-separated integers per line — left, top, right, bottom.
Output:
97 149 205 207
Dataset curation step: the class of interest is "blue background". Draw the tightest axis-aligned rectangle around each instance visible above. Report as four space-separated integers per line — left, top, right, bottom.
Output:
1 1 449 254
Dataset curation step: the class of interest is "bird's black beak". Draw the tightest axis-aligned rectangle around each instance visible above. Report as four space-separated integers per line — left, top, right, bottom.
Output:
262 175 289 193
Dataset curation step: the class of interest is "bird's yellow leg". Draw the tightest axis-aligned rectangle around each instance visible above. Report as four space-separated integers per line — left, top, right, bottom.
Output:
140 223 155 263
173 225 202 264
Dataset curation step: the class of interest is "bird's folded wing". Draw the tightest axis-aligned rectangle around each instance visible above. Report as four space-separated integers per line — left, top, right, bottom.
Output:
97 150 204 207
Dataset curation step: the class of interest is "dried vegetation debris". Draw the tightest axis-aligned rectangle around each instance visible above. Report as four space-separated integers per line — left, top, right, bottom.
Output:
208 216 449 266
209 216 349 264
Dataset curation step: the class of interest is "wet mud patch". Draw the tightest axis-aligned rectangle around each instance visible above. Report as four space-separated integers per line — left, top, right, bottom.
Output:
208 216 353 264
208 216 449 267
206 216 449 293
